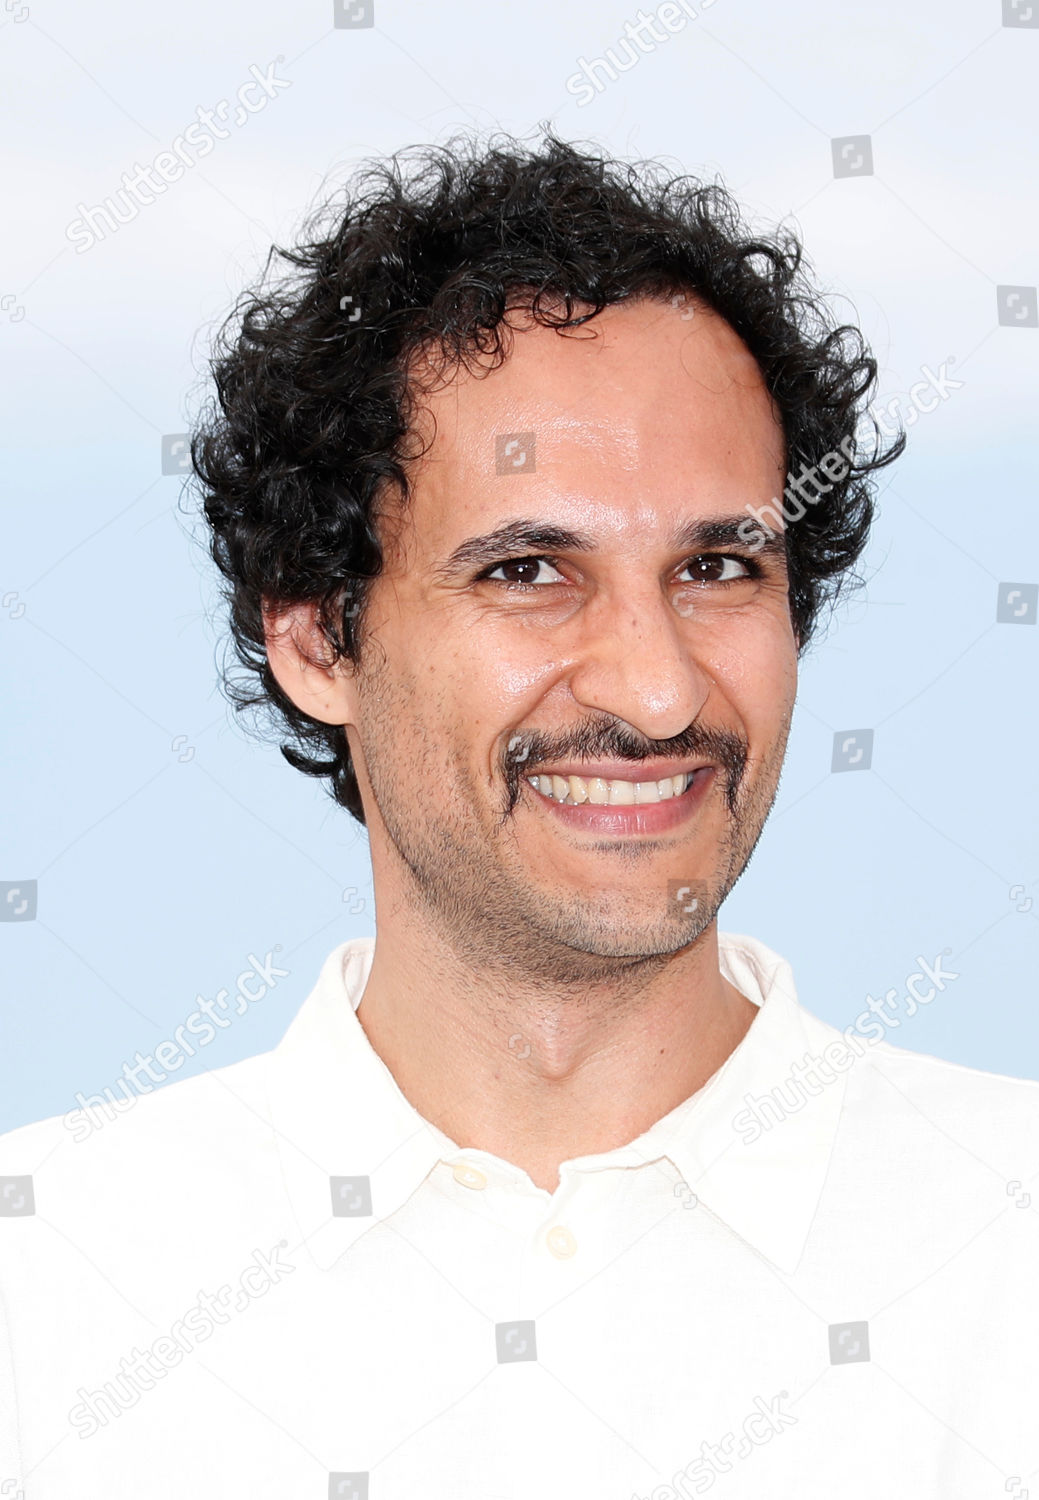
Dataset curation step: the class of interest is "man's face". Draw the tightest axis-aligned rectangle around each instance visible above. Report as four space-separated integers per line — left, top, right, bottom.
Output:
342 295 796 982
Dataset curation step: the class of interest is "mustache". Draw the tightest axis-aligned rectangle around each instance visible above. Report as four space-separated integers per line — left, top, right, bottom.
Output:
502 716 748 813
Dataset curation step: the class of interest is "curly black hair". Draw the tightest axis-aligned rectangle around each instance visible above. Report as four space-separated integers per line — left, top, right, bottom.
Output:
191 129 904 827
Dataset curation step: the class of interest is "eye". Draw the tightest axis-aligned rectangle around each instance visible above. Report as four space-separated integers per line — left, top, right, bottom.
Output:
480 556 567 589
677 554 760 585
477 551 764 593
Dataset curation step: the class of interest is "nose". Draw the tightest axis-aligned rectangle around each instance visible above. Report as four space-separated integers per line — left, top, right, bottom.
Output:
564 581 713 742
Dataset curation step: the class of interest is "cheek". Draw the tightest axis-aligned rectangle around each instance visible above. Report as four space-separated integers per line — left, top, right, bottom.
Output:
439 637 561 783
695 619 797 728
443 622 557 709
363 611 550 786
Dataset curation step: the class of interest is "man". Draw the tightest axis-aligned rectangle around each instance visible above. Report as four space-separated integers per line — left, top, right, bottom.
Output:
1 133 1036 1498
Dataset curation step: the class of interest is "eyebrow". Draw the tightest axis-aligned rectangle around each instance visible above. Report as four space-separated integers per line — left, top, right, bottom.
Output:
432 514 789 583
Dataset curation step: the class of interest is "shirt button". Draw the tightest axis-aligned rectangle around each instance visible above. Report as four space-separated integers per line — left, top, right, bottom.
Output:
452 1163 487 1190
546 1225 577 1259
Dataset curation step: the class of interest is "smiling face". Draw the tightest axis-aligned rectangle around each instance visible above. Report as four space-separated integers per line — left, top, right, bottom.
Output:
283 295 798 984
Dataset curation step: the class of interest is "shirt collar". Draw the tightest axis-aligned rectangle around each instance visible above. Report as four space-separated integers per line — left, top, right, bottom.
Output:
594 933 848 1274
265 936 449 1271
266 932 846 1275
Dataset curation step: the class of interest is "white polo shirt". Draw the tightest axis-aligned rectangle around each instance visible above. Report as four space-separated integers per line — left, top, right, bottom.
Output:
1 930 1037 1499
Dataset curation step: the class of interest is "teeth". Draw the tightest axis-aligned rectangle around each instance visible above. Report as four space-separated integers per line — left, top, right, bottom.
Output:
529 770 696 806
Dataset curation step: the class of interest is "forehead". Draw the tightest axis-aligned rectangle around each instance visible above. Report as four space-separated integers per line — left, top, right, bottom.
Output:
394 296 785 554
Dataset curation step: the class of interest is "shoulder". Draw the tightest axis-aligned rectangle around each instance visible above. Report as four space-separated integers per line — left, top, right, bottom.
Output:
0 1050 283 1272
849 1033 1039 1160
0 1047 276 1166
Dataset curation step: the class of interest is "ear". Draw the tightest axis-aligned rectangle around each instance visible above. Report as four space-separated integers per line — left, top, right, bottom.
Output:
262 600 357 726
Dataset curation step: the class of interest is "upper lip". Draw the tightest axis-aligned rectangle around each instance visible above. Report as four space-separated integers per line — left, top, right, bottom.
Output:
526 760 715 782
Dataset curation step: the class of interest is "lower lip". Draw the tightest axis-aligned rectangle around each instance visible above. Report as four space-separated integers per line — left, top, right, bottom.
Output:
524 768 716 835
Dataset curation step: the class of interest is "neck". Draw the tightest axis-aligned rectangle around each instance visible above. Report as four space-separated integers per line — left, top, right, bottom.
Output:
352 913 758 1193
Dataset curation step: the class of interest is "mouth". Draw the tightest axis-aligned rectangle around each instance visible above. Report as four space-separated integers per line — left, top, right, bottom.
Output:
527 768 698 806
523 766 715 834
